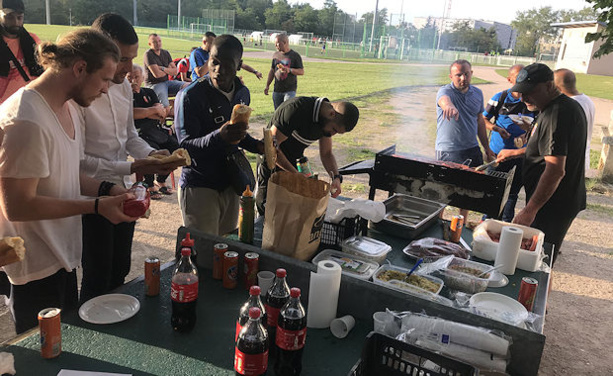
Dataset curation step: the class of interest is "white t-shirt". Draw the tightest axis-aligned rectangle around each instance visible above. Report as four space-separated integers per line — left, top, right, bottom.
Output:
571 93 596 171
0 88 82 285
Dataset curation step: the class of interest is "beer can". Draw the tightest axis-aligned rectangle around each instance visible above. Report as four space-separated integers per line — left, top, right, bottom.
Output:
145 256 160 296
518 277 538 312
38 308 61 359
243 252 259 290
223 251 239 289
450 215 464 243
212 243 228 280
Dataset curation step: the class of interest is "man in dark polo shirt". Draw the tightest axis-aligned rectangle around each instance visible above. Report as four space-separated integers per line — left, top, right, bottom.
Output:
264 33 304 109
497 63 587 266
256 96 360 215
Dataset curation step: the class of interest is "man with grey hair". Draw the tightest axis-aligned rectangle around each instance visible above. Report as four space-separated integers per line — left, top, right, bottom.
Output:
554 68 595 172
265 33 304 109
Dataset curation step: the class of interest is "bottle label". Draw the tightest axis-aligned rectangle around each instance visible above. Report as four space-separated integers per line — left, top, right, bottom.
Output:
235 320 242 342
265 305 280 328
234 348 268 375
170 281 198 303
275 327 307 351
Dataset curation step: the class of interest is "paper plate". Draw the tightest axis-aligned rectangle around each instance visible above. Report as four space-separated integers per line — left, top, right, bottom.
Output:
488 271 509 288
469 292 528 327
508 114 533 125
79 294 140 324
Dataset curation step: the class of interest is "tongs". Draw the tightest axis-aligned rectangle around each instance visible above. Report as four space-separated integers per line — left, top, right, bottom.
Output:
474 158 500 172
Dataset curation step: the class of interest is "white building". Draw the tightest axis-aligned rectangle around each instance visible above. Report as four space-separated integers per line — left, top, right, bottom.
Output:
413 17 517 50
552 21 613 76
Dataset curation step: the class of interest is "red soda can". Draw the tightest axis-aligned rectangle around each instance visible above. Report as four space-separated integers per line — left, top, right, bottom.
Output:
212 243 228 280
145 256 160 296
450 215 464 243
38 308 61 359
243 252 259 290
518 277 538 311
223 251 239 289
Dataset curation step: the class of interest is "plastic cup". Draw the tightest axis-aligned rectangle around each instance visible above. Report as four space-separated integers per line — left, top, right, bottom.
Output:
373 311 394 334
257 271 275 297
330 315 356 339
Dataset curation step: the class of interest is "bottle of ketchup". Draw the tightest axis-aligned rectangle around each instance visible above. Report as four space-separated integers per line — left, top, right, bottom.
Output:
123 182 151 217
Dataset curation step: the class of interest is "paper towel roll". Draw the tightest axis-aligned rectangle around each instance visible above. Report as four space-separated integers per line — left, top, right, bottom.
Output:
495 226 523 275
307 260 342 328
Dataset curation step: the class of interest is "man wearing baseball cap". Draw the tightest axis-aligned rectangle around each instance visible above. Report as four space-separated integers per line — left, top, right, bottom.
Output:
497 63 587 266
0 0 43 104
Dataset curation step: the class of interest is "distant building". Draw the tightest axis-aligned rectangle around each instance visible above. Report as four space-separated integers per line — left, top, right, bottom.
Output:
552 21 613 76
413 17 517 50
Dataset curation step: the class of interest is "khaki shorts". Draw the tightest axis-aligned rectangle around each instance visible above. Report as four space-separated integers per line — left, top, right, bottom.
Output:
178 185 239 236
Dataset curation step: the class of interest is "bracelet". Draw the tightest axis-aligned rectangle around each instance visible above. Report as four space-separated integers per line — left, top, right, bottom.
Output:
94 198 99 215
98 181 116 197
333 174 343 183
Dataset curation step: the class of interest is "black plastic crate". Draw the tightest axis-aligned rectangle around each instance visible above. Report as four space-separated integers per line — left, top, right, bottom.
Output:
349 332 479 376
319 216 364 250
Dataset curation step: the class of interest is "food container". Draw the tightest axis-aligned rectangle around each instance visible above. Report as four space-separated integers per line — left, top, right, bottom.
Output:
341 236 392 264
368 194 445 240
472 219 545 272
436 257 494 294
312 249 379 280
373 264 444 297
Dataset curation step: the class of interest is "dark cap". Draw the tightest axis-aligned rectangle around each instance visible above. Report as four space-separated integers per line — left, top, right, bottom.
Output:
1 0 25 13
509 63 554 94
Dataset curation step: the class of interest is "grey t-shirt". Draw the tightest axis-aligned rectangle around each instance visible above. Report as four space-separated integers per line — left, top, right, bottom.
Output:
144 49 172 85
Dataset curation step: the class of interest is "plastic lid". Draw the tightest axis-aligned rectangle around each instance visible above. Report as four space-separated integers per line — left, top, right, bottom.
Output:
181 232 194 247
312 249 379 280
248 307 261 319
276 268 287 278
181 248 191 257
342 236 391 257
242 185 253 197
290 287 301 298
249 285 261 296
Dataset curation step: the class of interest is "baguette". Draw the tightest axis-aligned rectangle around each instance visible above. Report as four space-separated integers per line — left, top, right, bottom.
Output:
148 148 191 166
263 128 277 170
0 236 25 267
229 104 252 125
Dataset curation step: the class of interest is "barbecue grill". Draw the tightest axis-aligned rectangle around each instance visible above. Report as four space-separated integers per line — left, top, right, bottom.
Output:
339 145 514 217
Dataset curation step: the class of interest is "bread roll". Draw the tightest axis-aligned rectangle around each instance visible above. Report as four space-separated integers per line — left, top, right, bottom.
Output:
148 148 191 166
263 128 277 170
230 104 253 125
0 236 25 267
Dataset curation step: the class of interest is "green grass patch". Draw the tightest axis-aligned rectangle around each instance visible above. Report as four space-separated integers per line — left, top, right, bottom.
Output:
495 69 507 78
590 149 600 170
586 202 613 216
346 148 376 161
342 183 367 194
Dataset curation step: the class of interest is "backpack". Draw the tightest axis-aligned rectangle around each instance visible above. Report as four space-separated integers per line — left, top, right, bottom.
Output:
492 89 508 121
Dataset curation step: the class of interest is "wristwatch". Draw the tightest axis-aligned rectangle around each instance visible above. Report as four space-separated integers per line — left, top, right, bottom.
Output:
333 174 343 183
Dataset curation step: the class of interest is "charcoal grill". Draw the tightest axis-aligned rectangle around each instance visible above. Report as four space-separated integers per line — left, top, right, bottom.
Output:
339 145 514 217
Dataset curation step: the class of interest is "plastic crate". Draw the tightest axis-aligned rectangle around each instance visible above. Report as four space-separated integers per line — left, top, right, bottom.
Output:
348 332 479 376
320 216 364 250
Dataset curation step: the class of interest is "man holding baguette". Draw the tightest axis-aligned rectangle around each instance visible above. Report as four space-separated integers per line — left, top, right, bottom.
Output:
175 35 264 236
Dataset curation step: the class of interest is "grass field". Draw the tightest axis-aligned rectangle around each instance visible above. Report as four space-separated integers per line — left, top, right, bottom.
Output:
495 68 613 100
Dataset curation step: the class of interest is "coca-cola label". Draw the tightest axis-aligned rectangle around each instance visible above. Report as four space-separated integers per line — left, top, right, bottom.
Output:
265 305 280 328
275 327 306 351
235 320 242 342
170 281 198 303
234 348 268 375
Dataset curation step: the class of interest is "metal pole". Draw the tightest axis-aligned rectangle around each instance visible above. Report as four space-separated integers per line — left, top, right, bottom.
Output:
369 0 379 52
133 0 138 26
436 0 446 50
45 0 50 25
178 0 181 30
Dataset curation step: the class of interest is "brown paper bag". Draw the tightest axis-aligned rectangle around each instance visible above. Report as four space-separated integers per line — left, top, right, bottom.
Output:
262 171 330 261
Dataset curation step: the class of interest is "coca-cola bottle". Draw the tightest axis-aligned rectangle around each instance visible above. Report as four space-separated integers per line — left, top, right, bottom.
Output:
236 286 267 341
235 307 269 376
274 288 306 376
265 269 290 357
170 241 199 332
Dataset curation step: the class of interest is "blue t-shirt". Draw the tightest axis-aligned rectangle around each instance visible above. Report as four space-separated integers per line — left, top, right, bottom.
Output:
189 47 209 81
435 84 484 151
483 91 536 154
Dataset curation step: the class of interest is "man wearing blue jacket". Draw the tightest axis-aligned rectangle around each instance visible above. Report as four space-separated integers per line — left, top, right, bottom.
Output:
174 35 263 235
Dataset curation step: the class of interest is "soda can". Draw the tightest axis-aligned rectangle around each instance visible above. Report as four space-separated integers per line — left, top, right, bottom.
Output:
223 251 239 289
38 308 61 359
145 256 160 296
518 277 538 312
243 252 259 290
450 215 464 243
212 243 228 280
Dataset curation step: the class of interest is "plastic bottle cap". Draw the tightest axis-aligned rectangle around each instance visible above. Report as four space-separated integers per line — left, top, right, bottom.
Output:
249 285 261 296
181 248 191 257
290 287 301 298
242 185 253 197
181 232 194 247
249 307 261 319
276 268 287 278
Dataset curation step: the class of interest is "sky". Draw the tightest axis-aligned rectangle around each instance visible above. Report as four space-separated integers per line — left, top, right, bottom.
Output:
299 0 594 25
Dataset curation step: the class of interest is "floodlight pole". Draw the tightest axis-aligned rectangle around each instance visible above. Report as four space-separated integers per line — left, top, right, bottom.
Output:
178 0 182 28
369 0 379 52
45 0 50 25
133 0 138 26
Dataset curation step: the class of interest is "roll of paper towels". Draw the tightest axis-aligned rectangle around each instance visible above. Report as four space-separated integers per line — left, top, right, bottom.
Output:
495 226 523 275
307 260 342 328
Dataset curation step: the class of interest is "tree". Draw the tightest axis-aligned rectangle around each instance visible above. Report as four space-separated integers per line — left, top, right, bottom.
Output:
293 4 319 33
317 0 337 36
264 0 292 30
511 7 559 56
558 7 599 22
585 0 613 57
360 8 389 26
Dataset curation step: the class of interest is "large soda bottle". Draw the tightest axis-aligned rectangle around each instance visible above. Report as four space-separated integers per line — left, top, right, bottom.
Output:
236 285 267 341
170 239 199 332
234 307 269 376
265 269 290 357
274 288 306 376
296 157 313 178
